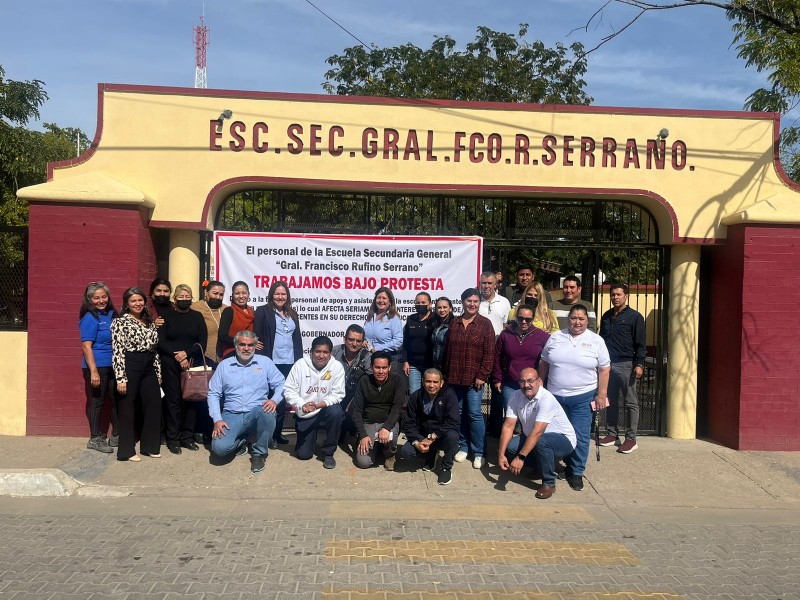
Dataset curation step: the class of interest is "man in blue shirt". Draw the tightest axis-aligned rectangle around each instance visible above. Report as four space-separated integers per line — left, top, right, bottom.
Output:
208 330 285 473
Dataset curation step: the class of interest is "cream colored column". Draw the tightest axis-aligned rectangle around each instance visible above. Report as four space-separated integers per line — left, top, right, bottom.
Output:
666 244 700 439
168 229 201 294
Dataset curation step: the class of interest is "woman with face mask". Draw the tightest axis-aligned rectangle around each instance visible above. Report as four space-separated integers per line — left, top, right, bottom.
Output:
147 278 172 328
509 282 559 333
191 280 227 366
402 291 436 394
158 284 208 455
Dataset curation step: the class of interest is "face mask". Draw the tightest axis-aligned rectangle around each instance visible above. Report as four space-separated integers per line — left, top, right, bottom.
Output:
528 298 539 310
175 299 192 310
414 305 429 315
153 296 171 307
207 298 223 309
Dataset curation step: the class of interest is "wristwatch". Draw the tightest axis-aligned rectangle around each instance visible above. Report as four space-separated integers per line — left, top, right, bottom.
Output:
517 453 527 461
426 433 438 441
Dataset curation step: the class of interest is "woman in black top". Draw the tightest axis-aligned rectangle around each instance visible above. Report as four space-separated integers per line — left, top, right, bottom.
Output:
402 292 436 395
158 284 207 454
430 297 454 370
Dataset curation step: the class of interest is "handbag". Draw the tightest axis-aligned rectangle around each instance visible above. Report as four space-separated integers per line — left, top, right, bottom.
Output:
180 344 213 402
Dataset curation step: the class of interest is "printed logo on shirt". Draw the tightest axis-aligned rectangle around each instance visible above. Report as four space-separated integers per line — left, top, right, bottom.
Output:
321 371 332 380
305 386 329 394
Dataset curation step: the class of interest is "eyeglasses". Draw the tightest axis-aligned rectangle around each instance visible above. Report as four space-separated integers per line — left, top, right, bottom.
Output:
518 377 540 385
516 316 533 324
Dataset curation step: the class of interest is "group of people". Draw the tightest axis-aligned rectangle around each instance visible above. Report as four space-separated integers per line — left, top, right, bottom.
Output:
79 267 646 498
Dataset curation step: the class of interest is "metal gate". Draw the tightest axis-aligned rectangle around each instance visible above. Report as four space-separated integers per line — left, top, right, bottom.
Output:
202 190 669 435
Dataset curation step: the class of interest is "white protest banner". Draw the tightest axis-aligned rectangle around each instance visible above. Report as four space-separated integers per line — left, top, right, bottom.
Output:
215 232 482 351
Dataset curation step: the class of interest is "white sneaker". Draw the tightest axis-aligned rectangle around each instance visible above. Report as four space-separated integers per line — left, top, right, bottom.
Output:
454 450 468 463
472 456 485 469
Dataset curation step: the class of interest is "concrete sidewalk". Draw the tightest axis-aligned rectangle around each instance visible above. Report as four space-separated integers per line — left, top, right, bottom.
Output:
2 434 799 522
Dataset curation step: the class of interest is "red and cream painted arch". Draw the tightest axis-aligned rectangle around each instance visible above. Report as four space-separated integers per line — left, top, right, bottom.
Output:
9 83 800 449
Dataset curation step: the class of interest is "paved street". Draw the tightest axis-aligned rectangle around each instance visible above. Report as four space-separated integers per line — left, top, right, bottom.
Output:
2 435 800 599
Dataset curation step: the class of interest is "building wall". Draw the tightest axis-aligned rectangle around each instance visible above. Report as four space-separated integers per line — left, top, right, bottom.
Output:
0 332 28 435
738 225 800 450
26 203 157 436
704 224 800 450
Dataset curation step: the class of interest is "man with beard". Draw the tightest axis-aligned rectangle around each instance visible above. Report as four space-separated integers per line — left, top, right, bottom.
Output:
207 330 286 473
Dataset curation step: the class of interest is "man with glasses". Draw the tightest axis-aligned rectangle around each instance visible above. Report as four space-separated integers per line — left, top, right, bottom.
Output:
498 367 576 500
490 305 550 437
207 330 286 474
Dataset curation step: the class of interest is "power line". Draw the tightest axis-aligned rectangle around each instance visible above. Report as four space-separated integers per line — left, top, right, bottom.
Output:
303 0 371 50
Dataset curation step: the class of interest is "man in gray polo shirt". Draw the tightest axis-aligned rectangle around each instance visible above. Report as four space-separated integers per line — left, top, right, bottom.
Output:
552 275 597 331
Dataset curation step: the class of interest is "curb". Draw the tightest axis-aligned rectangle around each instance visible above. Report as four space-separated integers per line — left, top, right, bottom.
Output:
0 469 81 497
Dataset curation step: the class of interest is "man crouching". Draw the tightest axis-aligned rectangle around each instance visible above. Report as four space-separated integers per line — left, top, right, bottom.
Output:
498 367 576 499
208 330 285 473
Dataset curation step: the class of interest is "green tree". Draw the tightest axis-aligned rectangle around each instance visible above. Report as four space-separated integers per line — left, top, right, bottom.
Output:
323 24 592 105
0 66 90 226
581 1 800 180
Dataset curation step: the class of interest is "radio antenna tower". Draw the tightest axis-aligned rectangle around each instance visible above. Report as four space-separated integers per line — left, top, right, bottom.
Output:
193 9 209 88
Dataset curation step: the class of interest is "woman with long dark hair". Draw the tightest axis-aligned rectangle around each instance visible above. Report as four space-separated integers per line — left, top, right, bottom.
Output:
147 278 172 328
254 280 303 446
363 286 403 357
79 281 120 453
430 297 453 371
111 287 162 462
158 284 208 454
218 281 261 359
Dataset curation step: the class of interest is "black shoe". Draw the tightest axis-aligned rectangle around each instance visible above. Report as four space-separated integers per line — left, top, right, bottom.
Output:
269 439 278 450
422 454 437 472
274 434 290 445
251 455 267 473
568 475 584 491
167 443 182 455
437 469 452 486
180 441 200 451
323 455 336 469
236 443 249 457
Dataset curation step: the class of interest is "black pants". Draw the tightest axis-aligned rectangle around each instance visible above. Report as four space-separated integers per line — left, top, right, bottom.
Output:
399 428 459 470
161 356 196 445
295 404 344 460
117 352 161 459
273 363 293 440
82 366 119 439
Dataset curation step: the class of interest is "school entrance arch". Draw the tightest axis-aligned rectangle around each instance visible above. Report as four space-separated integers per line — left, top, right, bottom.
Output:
204 189 669 435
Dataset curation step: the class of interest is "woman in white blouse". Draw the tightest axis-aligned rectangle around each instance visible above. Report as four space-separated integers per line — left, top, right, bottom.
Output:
539 304 610 492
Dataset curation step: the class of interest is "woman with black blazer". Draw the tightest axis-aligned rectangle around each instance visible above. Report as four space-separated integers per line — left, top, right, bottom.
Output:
253 280 303 447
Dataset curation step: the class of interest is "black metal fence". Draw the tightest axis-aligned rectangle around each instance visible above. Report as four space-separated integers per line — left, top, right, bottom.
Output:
0 226 28 329
207 190 669 435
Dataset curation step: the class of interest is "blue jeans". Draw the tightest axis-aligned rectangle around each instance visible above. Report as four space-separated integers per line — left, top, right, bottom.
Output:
554 390 594 477
408 365 423 396
506 431 575 486
211 405 276 458
453 384 486 457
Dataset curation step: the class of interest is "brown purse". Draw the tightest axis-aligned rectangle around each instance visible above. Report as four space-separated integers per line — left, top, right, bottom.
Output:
180 344 213 402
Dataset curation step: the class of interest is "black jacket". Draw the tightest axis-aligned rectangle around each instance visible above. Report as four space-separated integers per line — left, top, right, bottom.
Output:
253 305 303 364
403 385 460 443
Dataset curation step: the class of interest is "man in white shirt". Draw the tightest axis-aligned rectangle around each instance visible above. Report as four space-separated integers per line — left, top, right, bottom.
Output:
283 336 346 469
498 367 576 499
478 271 511 335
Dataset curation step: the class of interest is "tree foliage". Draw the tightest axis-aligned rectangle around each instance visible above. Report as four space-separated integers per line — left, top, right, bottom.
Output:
0 65 90 226
582 1 800 180
323 24 592 105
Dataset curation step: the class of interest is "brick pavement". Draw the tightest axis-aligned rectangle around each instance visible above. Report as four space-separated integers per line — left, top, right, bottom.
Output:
0 508 797 599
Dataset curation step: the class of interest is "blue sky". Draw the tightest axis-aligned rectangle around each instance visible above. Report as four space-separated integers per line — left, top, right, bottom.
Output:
0 0 775 137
